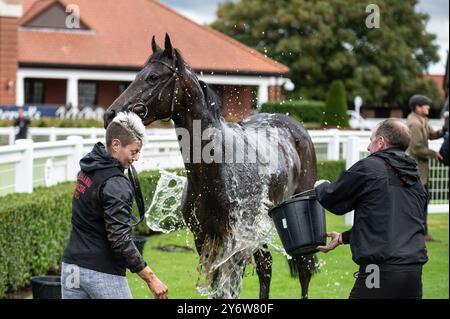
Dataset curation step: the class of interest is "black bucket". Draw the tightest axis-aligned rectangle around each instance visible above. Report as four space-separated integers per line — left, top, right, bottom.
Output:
30 276 62 299
268 194 326 256
132 235 148 255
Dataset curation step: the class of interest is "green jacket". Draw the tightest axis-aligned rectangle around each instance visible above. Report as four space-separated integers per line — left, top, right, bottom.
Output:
406 112 443 185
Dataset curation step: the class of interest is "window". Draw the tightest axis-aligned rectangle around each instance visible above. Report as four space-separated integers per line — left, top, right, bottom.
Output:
24 79 44 104
78 81 97 107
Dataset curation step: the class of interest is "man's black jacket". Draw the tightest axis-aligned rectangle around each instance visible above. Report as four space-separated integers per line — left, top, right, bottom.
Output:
315 148 428 268
63 142 146 276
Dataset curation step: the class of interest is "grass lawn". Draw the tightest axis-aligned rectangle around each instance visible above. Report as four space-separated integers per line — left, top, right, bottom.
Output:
127 213 449 299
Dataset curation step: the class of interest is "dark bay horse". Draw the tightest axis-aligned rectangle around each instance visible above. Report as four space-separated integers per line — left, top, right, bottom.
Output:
104 34 318 299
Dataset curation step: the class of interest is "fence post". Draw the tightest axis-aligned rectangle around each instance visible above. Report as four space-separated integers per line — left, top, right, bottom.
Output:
49 127 57 142
90 127 97 139
15 139 33 193
67 136 83 181
344 136 361 226
8 127 15 145
327 129 340 160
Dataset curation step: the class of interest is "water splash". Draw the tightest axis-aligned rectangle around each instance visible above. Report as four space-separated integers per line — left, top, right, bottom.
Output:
193 123 297 299
145 170 187 233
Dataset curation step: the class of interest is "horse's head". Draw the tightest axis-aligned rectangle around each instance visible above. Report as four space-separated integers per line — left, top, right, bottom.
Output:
104 34 188 128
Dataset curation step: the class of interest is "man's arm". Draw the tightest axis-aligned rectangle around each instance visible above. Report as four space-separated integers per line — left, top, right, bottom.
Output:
314 161 368 215
409 121 440 160
427 122 444 140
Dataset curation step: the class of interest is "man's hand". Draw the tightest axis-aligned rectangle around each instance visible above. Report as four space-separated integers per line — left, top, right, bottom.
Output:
316 231 342 253
138 266 169 299
434 151 444 162
314 179 330 188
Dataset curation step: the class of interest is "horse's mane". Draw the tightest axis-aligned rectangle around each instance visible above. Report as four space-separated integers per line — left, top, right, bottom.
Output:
198 80 223 121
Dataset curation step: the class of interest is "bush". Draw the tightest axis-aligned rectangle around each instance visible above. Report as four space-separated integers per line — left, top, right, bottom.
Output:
323 81 350 128
261 100 325 124
0 162 344 297
317 160 346 182
0 183 74 297
0 117 103 128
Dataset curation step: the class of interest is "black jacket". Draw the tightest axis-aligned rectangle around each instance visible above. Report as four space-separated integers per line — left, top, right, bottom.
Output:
315 148 428 268
63 142 146 276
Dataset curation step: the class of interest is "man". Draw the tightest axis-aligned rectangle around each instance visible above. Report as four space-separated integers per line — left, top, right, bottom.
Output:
439 112 449 166
314 119 428 299
14 108 30 140
62 112 168 299
406 95 444 241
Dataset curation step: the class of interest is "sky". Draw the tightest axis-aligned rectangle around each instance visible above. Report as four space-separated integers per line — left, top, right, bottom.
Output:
160 0 449 75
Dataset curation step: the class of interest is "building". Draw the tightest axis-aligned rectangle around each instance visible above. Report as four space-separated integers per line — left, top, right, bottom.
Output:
0 0 291 121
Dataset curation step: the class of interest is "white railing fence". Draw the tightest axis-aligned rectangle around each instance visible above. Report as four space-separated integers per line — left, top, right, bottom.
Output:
0 127 174 145
0 129 447 216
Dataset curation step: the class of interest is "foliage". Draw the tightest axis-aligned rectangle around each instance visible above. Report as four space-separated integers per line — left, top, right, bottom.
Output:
317 160 346 182
0 117 103 128
0 183 74 297
323 80 350 127
261 100 325 123
211 0 441 110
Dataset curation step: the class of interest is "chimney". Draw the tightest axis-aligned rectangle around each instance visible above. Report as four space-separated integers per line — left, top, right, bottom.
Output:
0 0 22 105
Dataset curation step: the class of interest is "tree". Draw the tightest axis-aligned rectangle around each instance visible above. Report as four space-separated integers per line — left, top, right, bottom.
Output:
323 80 350 127
211 0 441 110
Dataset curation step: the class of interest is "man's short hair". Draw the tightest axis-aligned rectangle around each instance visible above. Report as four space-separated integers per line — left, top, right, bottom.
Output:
105 112 145 147
409 94 432 111
375 118 411 151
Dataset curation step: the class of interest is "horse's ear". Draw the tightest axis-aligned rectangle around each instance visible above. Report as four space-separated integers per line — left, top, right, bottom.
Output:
174 49 186 73
163 33 174 58
151 35 161 53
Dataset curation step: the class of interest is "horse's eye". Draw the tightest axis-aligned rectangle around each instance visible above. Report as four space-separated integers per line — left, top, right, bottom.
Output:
146 73 160 83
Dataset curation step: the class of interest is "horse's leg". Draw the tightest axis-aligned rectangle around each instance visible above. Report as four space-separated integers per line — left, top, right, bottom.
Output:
295 254 317 299
253 244 272 299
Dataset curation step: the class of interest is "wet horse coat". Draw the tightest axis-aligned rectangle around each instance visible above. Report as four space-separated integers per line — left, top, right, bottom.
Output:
104 34 318 298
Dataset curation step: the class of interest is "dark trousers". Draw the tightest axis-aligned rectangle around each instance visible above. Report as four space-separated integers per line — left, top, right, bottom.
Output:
349 268 423 299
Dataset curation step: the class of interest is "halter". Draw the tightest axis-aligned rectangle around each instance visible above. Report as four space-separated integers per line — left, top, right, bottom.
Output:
128 59 180 121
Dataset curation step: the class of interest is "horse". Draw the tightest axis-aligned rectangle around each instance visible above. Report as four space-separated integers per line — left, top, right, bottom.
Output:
104 34 318 299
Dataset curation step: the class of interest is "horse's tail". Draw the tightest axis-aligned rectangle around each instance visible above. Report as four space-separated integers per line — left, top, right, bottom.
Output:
287 254 319 278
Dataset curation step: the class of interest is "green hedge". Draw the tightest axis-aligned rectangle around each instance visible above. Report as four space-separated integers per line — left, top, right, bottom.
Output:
0 183 74 297
261 100 325 124
0 118 104 128
317 160 346 182
0 162 343 298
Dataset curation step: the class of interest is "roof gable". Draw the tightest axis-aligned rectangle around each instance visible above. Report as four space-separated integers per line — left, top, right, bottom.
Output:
21 0 90 30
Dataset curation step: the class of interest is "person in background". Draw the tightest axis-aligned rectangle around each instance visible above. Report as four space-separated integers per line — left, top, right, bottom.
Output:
14 108 30 140
314 119 428 299
439 111 449 166
62 111 168 299
406 95 444 242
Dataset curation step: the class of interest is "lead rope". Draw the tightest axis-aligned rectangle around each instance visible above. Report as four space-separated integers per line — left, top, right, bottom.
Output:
127 164 146 227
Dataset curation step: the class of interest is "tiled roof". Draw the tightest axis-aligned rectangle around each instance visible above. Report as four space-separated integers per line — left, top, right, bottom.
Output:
18 0 289 75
